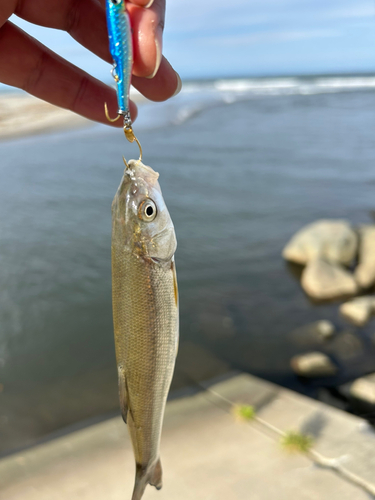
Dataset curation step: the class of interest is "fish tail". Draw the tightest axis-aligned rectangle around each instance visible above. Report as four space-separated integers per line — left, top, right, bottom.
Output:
131 459 163 500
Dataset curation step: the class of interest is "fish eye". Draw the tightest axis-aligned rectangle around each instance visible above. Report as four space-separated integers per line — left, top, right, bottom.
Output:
111 0 122 4
138 199 157 222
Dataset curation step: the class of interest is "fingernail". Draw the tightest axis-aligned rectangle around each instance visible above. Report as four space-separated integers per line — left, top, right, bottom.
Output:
145 0 154 7
172 72 182 97
145 37 162 79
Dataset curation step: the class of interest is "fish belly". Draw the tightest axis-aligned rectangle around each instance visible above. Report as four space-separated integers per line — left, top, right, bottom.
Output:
112 249 178 470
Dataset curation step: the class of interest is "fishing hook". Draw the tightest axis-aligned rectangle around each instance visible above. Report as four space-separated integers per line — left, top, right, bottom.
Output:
104 103 143 163
104 102 122 123
122 127 143 168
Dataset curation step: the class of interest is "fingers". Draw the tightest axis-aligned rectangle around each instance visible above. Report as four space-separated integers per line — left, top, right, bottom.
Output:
16 0 174 94
0 22 136 125
128 0 155 7
15 0 112 63
127 0 165 78
132 56 181 102
9 0 178 124
88 0 165 75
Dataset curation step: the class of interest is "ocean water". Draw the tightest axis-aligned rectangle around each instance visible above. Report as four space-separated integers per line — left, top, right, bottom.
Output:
1 75 375 455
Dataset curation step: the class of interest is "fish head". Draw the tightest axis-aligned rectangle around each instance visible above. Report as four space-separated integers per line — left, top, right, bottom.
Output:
112 160 177 263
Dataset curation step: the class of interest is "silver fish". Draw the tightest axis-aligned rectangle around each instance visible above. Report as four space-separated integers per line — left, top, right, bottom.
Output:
111 160 179 500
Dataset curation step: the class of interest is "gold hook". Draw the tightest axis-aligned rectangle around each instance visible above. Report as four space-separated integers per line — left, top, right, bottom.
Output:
104 102 143 164
104 102 121 123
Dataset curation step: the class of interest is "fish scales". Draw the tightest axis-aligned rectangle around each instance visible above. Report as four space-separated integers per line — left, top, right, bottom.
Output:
112 160 178 500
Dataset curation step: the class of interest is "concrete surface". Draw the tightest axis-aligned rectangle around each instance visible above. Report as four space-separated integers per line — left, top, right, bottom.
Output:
1 372 375 500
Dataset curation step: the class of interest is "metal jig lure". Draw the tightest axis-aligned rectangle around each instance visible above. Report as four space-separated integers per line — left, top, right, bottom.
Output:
105 0 142 163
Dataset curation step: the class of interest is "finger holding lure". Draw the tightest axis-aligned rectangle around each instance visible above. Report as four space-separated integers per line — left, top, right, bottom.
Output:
105 0 142 162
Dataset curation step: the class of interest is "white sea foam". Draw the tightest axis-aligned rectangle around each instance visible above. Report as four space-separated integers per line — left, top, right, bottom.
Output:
182 75 375 97
131 74 375 130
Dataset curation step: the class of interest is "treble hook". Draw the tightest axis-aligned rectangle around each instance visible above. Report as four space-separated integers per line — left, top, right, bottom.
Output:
104 103 143 164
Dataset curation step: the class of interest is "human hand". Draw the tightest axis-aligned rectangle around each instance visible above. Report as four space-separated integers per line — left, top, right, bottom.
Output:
0 0 180 125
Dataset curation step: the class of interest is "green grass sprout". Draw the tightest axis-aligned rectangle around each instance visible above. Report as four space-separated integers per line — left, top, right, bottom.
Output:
281 431 314 454
232 404 256 422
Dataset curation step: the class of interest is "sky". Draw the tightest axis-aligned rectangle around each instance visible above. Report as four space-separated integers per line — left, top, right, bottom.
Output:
10 0 375 80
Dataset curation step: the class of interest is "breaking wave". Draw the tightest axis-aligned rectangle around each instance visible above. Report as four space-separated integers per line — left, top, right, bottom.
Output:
131 74 375 131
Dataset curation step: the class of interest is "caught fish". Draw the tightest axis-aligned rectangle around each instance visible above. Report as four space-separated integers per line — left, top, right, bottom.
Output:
112 159 179 500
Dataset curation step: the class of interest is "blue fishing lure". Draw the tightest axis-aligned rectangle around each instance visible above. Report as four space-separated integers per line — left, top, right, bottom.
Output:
105 0 142 159
105 0 133 121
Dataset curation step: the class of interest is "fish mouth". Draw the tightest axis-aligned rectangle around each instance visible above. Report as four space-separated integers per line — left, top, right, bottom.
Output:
127 160 159 182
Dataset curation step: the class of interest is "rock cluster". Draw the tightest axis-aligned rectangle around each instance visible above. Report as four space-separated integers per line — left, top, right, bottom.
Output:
282 220 375 407
289 321 339 378
283 219 375 304
285 220 375 404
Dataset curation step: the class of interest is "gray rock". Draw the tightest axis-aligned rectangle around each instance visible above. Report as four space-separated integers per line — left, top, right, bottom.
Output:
301 258 358 300
355 225 375 289
350 373 375 405
291 351 338 377
326 331 363 361
317 320 336 340
289 320 336 346
340 296 375 326
282 219 357 265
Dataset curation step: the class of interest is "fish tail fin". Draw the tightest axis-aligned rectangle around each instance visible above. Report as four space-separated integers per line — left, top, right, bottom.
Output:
131 460 163 500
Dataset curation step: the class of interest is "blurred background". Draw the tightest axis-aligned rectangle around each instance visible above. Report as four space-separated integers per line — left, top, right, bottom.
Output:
1 0 375 457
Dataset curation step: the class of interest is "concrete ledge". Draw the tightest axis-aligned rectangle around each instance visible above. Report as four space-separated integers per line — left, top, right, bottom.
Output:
1 372 375 499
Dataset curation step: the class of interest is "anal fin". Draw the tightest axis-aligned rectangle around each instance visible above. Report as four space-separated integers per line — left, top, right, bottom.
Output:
149 459 163 490
117 366 129 423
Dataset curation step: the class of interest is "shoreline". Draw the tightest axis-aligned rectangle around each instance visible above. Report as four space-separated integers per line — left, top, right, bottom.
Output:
0 90 148 141
0 94 92 140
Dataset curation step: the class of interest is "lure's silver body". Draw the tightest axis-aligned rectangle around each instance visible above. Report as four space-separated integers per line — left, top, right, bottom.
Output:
105 0 133 117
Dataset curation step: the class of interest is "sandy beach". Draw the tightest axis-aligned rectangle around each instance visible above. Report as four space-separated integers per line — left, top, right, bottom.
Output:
0 93 92 140
0 89 148 140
